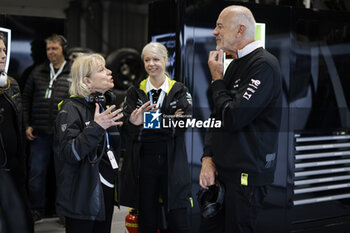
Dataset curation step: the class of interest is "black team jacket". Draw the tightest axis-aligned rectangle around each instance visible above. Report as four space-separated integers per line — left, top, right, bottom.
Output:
203 47 282 186
0 77 34 233
0 77 26 186
119 77 193 210
54 97 120 220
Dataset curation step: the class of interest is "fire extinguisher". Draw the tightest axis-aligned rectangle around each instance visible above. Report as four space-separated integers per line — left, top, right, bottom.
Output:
125 208 139 233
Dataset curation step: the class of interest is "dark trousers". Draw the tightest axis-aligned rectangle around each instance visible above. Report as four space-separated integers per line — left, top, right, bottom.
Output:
139 153 191 233
28 133 53 214
199 179 268 233
65 183 114 233
0 169 34 233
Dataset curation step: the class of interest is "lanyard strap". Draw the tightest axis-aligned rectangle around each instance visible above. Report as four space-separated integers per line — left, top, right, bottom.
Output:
49 61 66 88
148 90 166 109
105 131 110 150
100 105 111 150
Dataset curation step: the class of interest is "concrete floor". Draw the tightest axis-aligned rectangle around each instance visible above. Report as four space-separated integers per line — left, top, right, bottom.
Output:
34 206 129 233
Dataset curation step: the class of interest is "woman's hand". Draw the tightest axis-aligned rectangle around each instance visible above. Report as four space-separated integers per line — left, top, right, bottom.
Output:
129 101 157 126
174 108 184 117
94 104 123 129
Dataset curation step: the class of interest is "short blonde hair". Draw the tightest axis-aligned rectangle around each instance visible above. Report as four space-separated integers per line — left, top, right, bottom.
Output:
141 42 168 61
69 53 105 97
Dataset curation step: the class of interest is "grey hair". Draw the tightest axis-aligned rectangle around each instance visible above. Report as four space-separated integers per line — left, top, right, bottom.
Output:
69 53 105 97
228 6 256 40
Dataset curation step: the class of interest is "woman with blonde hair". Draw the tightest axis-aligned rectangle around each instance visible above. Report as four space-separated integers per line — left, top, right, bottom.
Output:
54 53 152 233
121 42 192 233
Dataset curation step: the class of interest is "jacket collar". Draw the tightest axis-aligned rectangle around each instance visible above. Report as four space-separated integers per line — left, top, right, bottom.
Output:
146 76 169 93
237 41 263 59
41 59 71 74
58 96 92 111
139 76 176 95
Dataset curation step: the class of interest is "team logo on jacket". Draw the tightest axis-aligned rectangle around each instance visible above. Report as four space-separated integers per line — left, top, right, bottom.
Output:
243 79 261 100
233 79 240 89
61 124 67 132
143 111 161 129
265 153 276 168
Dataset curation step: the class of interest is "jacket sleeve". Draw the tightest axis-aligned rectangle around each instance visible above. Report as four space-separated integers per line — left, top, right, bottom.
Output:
55 102 106 164
202 112 216 158
10 78 27 175
121 86 142 139
172 84 192 134
211 62 276 131
22 70 35 128
179 84 192 117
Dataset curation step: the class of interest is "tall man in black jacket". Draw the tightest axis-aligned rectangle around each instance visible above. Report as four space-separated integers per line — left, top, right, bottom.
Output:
23 34 71 221
199 5 282 233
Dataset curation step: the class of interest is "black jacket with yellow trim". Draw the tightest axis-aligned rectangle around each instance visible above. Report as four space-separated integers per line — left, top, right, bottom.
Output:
119 77 193 210
54 96 120 220
1 77 26 185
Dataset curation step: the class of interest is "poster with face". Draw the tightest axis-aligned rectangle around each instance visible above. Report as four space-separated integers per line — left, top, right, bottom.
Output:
0 27 11 74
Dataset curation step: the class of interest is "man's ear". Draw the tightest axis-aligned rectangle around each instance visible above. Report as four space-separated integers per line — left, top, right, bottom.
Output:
236 24 246 38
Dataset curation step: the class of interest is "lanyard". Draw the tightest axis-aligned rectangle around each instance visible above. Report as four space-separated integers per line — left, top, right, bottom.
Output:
106 131 111 150
148 90 166 109
100 105 111 150
45 61 66 99
49 61 66 89
94 104 118 170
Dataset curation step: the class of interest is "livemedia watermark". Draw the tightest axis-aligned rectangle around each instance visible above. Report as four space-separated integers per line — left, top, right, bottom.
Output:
143 111 221 129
